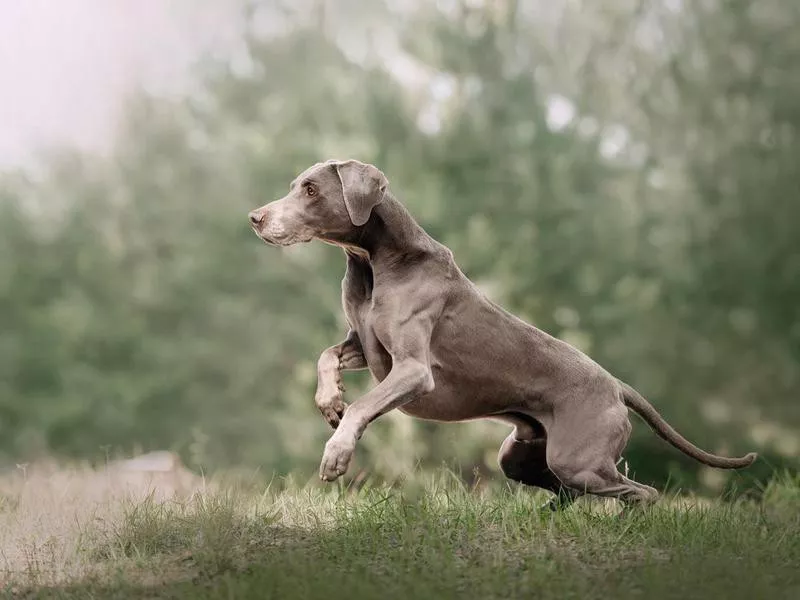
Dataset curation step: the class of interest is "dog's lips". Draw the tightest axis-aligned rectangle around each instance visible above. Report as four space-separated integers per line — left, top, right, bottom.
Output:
254 230 313 247
278 236 314 246
251 226 277 246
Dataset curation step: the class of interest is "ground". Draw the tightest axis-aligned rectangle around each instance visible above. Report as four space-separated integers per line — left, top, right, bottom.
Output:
1 464 798 599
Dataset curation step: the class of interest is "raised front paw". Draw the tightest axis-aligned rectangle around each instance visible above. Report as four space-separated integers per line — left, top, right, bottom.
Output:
315 390 348 430
319 436 355 482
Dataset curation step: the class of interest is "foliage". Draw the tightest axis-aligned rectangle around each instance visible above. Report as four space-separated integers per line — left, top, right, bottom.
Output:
1 0 798 491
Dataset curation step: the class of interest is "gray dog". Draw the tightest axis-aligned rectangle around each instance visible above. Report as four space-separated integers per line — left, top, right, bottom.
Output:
248 159 756 509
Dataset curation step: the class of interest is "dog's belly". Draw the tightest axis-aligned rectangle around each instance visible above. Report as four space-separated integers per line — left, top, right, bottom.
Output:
398 389 495 422
398 365 535 422
355 330 519 422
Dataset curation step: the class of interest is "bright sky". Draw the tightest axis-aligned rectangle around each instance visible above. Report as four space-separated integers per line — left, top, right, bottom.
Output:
0 0 240 166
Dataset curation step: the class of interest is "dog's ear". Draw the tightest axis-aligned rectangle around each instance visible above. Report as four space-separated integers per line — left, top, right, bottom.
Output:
334 160 388 226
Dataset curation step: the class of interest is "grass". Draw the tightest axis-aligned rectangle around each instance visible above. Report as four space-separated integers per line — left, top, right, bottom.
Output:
1 464 798 599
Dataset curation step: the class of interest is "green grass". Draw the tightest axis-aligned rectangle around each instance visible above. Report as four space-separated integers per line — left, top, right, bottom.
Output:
2 469 799 599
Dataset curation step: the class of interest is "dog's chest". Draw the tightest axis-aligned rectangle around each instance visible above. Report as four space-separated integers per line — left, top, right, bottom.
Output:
345 300 392 382
341 257 392 382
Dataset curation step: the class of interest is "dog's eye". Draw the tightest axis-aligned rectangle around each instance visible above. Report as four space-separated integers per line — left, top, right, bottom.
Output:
305 185 317 197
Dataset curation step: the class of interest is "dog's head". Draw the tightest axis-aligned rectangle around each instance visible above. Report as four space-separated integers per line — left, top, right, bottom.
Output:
248 159 388 246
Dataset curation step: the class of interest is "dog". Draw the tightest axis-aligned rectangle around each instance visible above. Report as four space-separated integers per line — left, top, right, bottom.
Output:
248 159 756 508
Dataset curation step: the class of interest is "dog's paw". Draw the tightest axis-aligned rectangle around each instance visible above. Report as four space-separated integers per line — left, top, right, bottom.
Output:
319 436 355 482
315 390 348 430
318 399 348 430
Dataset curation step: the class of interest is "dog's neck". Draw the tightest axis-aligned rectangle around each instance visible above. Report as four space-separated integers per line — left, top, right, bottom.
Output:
342 192 435 266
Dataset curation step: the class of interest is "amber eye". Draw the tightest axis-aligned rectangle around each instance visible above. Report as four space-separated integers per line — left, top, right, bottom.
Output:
306 184 317 197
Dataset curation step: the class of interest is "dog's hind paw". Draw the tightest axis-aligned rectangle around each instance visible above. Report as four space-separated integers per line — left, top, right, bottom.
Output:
540 489 578 513
540 499 559 512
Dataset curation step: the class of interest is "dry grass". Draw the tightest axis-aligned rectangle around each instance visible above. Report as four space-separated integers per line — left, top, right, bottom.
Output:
0 454 205 587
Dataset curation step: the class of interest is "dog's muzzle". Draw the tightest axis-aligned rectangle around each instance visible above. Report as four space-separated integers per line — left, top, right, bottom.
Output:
248 210 276 245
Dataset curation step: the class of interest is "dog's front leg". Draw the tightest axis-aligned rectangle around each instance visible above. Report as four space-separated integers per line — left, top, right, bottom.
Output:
319 358 434 481
315 330 367 429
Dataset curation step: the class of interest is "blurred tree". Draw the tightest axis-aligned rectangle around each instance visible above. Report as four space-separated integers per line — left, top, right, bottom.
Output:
0 0 796 492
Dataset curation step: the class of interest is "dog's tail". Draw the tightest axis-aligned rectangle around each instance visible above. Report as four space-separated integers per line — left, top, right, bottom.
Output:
618 380 757 469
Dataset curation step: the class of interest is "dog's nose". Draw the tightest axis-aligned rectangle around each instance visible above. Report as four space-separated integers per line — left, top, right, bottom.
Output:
249 211 264 226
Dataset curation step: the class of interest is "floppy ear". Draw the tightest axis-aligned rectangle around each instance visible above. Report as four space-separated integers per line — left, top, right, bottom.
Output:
334 160 388 226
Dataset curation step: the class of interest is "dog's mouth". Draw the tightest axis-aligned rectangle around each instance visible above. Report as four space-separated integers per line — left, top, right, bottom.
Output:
250 225 276 246
253 228 313 247
255 232 278 246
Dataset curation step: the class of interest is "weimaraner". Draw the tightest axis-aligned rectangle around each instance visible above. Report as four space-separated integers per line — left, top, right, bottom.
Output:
248 159 757 509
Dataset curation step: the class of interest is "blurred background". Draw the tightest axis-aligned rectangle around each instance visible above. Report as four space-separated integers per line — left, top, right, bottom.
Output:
1 0 797 495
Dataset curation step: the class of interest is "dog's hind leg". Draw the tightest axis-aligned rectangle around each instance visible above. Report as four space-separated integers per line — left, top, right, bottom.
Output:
497 418 582 511
545 401 658 507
